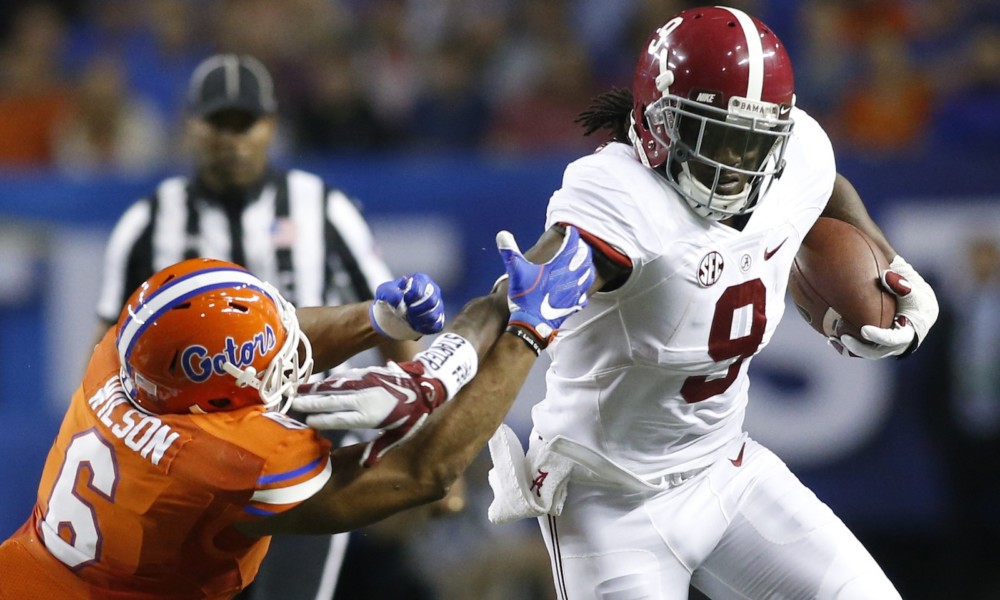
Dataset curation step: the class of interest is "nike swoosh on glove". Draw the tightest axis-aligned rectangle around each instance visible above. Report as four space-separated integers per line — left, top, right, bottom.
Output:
292 332 478 466
370 273 445 340
498 226 594 350
835 255 939 359
294 360 446 467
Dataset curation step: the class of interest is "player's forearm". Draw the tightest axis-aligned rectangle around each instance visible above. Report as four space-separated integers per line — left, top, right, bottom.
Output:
822 174 897 259
297 304 385 371
444 292 509 361
242 334 536 537
406 332 537 489
376 338 422 362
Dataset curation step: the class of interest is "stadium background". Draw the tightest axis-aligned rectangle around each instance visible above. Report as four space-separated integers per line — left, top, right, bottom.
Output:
1 1 998 598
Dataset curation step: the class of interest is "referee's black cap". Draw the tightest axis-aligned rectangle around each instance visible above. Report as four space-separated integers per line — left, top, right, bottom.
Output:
187 54 277 118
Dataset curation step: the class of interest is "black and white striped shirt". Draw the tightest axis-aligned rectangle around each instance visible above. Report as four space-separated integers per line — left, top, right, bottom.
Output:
96 168 393 323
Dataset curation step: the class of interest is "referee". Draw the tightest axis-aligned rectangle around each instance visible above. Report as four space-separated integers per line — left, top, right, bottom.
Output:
93 54 421 600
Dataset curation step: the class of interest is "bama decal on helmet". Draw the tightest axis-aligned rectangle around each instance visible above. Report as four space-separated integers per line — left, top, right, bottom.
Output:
181 324 278 383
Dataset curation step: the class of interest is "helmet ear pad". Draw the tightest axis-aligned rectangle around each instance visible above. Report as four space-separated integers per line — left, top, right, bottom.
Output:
115 258 311 415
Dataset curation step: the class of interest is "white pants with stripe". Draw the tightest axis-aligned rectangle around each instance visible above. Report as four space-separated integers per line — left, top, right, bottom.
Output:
537 435 901 600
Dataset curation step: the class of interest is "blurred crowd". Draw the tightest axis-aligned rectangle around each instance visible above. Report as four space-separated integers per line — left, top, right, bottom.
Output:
0 0 998 175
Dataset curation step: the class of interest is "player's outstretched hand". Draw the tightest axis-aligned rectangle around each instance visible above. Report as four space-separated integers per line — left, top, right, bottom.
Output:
370 272 445 340
837 255 939 359
295 360 446 467
293 332 478 466
498 226 594 354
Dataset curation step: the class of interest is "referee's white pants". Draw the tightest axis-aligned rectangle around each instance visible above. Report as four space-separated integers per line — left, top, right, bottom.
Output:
537 434 901 600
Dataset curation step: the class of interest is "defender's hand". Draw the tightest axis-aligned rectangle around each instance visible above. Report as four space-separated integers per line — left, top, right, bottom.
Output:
294 361 446 467
293 332 477 466
497 226 594 352
370 273 445 340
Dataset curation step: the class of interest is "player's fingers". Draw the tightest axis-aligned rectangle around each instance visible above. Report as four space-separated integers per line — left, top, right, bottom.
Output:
291 393 360 413
879 269 912 298
826 336 853 357
497 230 532 271
838 334 886 359
841 332 904 359
403 274 435 304
495 230 520 254
859 323 914 347
407 288 440 312
568 235 591 273
362 431 405 467
304 411 370 430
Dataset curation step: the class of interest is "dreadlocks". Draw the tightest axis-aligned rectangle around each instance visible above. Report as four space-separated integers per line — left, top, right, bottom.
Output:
575 88 634 144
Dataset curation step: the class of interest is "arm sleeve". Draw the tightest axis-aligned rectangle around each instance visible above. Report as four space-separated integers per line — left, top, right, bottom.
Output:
243 415 334 518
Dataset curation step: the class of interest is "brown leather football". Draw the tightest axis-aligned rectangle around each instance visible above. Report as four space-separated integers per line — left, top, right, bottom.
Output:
788 217 896 342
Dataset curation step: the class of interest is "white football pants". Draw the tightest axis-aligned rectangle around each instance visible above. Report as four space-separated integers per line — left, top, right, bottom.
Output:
537 435 901 600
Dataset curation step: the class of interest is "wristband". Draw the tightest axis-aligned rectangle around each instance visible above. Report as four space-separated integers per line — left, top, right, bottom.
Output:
414 332 478 399
506 325 543 356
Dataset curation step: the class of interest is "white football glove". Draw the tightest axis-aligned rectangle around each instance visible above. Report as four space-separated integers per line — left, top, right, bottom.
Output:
834 255 939 359
292 332 478 466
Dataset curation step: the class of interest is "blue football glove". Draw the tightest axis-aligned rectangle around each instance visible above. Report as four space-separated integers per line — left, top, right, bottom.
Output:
497 226 594 352
369 272 445 340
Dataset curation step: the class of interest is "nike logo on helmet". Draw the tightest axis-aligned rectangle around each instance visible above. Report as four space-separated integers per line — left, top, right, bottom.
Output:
764 237 788 261
539 295 579 321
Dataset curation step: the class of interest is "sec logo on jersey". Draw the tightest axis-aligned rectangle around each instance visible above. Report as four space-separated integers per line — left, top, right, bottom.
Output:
698 251 725 287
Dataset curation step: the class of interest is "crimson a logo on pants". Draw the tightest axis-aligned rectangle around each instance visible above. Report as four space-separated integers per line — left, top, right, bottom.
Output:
530 469 549 498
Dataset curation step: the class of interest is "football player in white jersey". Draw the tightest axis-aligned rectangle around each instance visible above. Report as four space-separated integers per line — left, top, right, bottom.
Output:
480 6 939 600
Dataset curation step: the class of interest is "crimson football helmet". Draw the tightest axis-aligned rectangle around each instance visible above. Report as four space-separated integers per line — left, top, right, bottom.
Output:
630 6 795 220
115 258 312 415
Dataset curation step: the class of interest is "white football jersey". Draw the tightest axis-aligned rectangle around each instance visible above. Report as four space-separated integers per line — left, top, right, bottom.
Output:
537 107 836 478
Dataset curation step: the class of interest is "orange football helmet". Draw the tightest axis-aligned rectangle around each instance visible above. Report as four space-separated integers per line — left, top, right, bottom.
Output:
115 258 312 415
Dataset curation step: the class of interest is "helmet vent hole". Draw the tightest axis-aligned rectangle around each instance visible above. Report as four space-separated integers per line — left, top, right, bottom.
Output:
694 13 702 19
164 275 176 283
168 350 179 375
229 302 250 313
208 398 232 409
727 21 736 27
173 302 191 310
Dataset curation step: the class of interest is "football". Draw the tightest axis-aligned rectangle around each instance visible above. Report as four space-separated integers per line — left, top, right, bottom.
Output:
788 217 896 343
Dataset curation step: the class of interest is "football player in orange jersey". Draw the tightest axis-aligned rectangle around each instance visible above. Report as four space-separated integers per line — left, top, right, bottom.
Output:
0 228 593 600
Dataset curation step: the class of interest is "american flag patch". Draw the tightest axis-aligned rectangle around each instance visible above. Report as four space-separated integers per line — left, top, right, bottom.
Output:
271 217 297 249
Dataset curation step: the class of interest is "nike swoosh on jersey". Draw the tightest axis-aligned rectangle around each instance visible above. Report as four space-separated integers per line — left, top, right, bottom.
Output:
729 442 747 467
539 295 579 321
764 238 789 260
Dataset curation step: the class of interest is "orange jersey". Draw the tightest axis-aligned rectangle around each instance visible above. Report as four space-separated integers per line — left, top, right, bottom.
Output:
0 331 332 599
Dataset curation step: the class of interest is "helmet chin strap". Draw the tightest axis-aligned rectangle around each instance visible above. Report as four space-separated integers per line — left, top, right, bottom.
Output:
676 165 751 221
